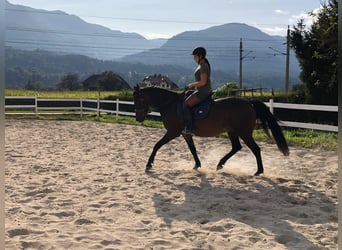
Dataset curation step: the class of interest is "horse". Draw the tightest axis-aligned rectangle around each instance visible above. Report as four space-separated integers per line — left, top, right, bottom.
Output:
133 86 289 176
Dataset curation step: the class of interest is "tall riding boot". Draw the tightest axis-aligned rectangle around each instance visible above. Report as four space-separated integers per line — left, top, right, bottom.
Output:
182 104 194 135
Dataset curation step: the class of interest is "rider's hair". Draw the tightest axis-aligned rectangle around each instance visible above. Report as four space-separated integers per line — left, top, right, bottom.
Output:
192 47 211 74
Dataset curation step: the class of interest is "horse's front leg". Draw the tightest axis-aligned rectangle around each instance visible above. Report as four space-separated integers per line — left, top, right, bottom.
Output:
182 134 201 169
146 132 177 172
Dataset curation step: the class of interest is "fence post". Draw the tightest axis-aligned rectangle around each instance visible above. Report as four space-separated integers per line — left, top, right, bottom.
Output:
35 96 38 116
269 99 274 114
80 98 83 120
97 98 100 119
116 99 119 120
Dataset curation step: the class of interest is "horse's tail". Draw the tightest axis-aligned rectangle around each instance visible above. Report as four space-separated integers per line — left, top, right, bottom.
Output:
251 100 289 156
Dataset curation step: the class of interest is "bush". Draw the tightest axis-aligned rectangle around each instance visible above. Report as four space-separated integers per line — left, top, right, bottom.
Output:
104 90 133 101
213 82 238 98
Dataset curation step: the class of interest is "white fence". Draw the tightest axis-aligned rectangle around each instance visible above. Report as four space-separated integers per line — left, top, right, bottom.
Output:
5 96 338 132
4 96 135 119
267 99 337 132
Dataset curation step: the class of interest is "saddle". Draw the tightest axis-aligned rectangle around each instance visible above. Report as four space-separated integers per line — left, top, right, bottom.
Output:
179 91 213 120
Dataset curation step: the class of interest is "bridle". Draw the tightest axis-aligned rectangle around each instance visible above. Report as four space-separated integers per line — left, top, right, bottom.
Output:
134 87 181 120
135 106 147 118
133 91 149 121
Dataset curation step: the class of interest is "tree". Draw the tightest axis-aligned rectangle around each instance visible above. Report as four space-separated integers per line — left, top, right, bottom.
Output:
57 73 81 91
25 80 41 90
290 0 337 105
97 71 131 91
214 82 238 98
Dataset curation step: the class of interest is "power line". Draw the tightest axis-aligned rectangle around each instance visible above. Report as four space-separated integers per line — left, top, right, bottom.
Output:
5 7 221 25
6 26 283 44
5 37 286 61
5 7 289 65
5 25 286 59
5 7 290 27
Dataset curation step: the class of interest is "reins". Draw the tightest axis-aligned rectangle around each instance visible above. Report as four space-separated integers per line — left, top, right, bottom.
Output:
162 88 190 108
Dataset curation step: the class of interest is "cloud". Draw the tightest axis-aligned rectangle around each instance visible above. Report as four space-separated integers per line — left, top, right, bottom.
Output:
261 26 287 36
143 33 173 40
289 7 322 27
289 13 313 27
274 9 289 15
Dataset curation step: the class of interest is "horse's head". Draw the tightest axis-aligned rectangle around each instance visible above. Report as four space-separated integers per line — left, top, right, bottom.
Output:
133 85 149 122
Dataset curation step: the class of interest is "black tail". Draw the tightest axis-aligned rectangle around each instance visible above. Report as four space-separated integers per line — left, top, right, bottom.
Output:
251 100 289 156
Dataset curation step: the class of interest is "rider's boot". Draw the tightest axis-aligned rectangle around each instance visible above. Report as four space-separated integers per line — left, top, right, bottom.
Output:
182 104 194 135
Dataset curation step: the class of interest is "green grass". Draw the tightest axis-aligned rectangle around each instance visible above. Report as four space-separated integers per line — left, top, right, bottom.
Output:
5 89 130 99
7 113 337 151
283 129 337 151
5 89 337 151
96 116 337 151
252 128 337 151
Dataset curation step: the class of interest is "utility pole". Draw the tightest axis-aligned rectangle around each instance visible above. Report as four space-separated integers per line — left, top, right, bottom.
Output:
285 25 290 94
239 38 242 91
268 25 290 95
239 38 253 95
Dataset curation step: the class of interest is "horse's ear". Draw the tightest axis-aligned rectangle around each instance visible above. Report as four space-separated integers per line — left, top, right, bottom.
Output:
134 84 140 92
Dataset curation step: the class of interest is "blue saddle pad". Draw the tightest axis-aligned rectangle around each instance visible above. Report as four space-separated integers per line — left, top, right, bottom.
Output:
177 91 213 120
192 100 211 120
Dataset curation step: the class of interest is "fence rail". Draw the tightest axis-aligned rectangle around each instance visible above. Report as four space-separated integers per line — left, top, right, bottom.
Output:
5 96 338 132
266 99 337 132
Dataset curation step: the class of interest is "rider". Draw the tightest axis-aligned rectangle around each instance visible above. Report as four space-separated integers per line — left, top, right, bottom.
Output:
182 46 212 135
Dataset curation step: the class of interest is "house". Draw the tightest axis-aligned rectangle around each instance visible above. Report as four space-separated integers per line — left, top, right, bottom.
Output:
140 74 178 89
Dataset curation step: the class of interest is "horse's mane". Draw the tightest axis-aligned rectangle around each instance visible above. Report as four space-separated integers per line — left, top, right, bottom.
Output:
141 87 179 95
141 87 180 108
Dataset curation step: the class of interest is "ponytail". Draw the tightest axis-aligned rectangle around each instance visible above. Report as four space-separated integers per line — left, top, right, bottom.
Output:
204 58 211 75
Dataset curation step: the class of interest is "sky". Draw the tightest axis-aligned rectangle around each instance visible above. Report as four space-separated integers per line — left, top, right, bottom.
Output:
7 0 322 39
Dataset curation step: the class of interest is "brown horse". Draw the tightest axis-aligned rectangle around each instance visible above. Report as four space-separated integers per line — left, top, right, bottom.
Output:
133 86 289 176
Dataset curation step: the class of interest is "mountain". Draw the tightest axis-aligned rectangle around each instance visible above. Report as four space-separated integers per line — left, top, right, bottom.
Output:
5 47 194 89
5 2 301 90
5 0 165 60
6 46 299 91
122 23 300 78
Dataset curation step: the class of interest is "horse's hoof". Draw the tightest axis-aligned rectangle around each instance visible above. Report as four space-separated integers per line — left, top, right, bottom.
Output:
145 164 153 172
216 164 223 171
254 171 263 176
193 165 201 170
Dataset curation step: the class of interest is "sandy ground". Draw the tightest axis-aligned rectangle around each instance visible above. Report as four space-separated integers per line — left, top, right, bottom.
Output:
5 119 338 250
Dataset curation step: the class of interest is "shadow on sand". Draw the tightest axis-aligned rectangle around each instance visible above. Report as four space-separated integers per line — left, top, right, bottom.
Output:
148 171 337 249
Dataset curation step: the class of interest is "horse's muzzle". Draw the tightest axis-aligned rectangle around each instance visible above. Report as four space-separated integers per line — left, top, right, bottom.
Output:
135 108 146 123
136 116 145 123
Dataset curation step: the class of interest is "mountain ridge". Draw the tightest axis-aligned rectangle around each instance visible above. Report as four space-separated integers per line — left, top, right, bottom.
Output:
5 1 301 90
121 23 299 77
5 0 165 60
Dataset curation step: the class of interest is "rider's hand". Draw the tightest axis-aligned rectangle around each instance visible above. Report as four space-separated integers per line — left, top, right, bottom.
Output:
187 83 195 89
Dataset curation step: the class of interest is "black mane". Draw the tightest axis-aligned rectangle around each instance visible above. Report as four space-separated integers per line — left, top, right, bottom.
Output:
141 87 180 109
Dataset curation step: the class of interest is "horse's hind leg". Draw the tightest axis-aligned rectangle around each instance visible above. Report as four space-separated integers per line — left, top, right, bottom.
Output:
240 135 263 176
217 132 242 170
182 134 201 169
